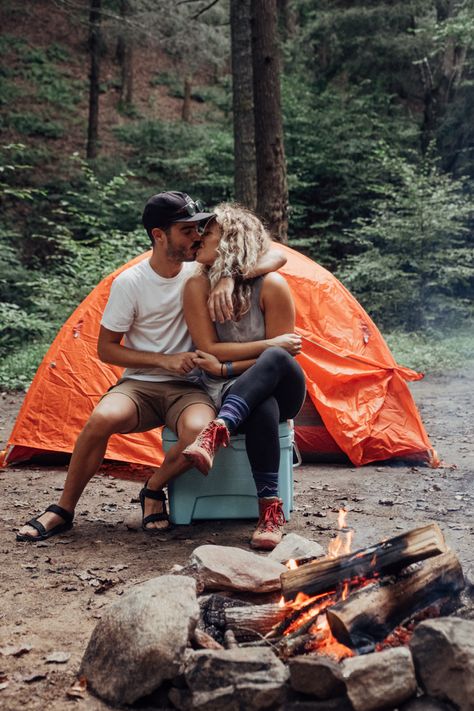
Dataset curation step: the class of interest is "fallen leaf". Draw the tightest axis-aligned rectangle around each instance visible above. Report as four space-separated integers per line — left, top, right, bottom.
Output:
0 681 9 691
0 644 32 657
22 672 47 683
66 675 87 699
94 579 116 594
45 652 70 664
107 564 128 572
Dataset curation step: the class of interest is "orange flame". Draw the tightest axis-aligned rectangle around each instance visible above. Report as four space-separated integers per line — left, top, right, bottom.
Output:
327 508 353 559
278 596 286 608
286 558 298 570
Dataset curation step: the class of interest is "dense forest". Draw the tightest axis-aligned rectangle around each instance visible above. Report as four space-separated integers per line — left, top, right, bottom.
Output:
0 0 473 389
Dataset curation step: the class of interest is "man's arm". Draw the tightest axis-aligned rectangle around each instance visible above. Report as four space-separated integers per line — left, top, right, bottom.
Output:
97 326 197 376
208 248 287 322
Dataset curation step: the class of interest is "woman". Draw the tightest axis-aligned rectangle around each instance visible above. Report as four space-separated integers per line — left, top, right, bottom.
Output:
182 203 306 550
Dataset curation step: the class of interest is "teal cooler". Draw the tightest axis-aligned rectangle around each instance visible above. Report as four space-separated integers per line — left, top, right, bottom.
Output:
163 422 294 524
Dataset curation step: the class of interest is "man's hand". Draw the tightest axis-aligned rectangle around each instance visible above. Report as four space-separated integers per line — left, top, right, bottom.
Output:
268 333 302 356
160 352 198 375
194 350 222 377
208 276 234 323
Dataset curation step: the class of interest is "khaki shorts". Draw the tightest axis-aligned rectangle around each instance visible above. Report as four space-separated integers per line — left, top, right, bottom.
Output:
102 378 216 434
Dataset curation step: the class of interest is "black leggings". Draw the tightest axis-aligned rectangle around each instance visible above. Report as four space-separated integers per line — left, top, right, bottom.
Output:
223 347 306 473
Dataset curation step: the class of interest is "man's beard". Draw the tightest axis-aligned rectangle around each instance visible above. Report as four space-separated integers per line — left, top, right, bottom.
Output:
166 244 196 262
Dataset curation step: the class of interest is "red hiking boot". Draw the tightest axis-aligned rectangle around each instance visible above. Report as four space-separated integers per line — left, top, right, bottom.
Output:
182 418 230 475
250 497 286 550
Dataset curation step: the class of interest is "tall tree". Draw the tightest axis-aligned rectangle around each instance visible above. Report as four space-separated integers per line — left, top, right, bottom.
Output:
86 0 102 159
230 0 256 209
251 0 288 241
116 0 134 109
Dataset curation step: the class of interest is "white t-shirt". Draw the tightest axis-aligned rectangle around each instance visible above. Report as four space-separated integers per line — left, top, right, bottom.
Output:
100 259 196 382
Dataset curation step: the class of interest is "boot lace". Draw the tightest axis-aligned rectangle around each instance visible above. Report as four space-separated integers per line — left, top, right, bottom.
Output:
194 420 229 456
258 501 286 533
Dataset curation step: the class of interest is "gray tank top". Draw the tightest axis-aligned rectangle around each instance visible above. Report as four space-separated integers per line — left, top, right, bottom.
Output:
199 277 266 408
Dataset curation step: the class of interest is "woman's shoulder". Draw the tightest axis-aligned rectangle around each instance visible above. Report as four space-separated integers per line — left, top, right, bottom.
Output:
184 272 210 293
261 271 288 290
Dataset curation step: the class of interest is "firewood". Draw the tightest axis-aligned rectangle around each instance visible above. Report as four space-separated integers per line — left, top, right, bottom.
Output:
224 603 287 641
193 627 224 650
281 523 447 601
326 549 464 649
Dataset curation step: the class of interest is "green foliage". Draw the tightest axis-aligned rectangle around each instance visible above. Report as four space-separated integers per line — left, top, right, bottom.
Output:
385 329 474 374
115 119 233 205
284 80 417 265
0 341 50 391
5 112 64 138
0 145 148 378
337 145 474 330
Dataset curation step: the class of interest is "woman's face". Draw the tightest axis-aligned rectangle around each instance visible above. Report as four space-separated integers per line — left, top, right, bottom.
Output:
195 219 221 265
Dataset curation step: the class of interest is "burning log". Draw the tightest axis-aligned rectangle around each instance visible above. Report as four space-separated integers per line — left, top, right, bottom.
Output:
224 603 287 641
281 523 447 601
326 549 465 650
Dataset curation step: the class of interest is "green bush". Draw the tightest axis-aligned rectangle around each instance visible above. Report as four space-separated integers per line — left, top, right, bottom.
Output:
337 145 474 331
6 112 64 138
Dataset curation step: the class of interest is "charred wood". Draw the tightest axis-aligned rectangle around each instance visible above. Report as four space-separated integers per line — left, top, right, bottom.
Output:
326 549 464 650
224 603 287 641
281 523 447 601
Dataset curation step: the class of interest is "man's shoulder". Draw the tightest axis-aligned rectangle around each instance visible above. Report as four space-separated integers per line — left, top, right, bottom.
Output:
113 259 149 285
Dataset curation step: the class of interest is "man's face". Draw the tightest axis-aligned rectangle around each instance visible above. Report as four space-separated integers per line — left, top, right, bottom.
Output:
164 222 202 262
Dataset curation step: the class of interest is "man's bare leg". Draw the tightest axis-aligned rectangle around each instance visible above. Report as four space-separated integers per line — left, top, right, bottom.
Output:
141 403 215 530
17 393 138 538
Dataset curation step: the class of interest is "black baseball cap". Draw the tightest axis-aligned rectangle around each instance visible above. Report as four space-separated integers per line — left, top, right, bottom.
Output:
142 191 215 234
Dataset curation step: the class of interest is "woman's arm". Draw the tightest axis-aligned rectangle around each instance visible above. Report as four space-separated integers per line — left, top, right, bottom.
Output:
183 273 301 362
208 248 287 323
259 272 296 338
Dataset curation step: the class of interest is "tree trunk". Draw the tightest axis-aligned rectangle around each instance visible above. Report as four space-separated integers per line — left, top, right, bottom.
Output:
86 0 102 159
118 0 134 108
230 0 256 209
182 76 192 122
251 0 288 241
277 0 297 41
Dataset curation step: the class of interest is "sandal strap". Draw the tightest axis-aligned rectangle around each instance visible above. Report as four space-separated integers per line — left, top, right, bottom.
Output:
45 504 74 523
142 486 167 502
25 518 47 536
143 512 169 525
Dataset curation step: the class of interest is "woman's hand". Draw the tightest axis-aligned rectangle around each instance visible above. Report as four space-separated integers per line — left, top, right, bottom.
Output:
267 333 302 356
207 277 234 323
194 349 222 377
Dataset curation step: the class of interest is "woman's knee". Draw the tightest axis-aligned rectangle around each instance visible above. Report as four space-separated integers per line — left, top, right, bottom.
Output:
260 346 294 371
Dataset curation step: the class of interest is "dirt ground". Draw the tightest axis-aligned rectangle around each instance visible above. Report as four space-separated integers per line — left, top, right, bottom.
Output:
0 371 473 711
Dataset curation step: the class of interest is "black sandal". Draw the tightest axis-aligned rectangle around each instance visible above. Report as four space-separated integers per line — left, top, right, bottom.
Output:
16 504 74 542
139 484 171 533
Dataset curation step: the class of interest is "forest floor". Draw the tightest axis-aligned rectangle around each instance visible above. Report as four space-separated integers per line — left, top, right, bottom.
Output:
0 371 473 711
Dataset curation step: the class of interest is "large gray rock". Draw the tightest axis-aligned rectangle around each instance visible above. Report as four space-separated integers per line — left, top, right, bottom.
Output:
80 575 199 705
399 698 453 711
189 545 287 592
169 647 289 710
409 617 474 711
342 647 417 711
289 656 346 699
269 533 325 564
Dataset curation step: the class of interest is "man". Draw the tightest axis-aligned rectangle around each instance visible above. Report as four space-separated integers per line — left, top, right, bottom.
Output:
17 191 285 540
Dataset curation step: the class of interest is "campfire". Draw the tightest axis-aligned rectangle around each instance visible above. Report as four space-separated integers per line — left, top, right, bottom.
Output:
79 513 472 710
202 512 465 661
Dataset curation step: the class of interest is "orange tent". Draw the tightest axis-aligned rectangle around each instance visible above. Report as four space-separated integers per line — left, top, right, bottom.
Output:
2 245 437 469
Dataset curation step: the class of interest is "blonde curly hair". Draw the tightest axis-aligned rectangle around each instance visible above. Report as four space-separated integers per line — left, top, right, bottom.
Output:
205 202 271 319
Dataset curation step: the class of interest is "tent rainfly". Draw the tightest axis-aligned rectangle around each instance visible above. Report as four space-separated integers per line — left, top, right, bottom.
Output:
1 244 438 470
